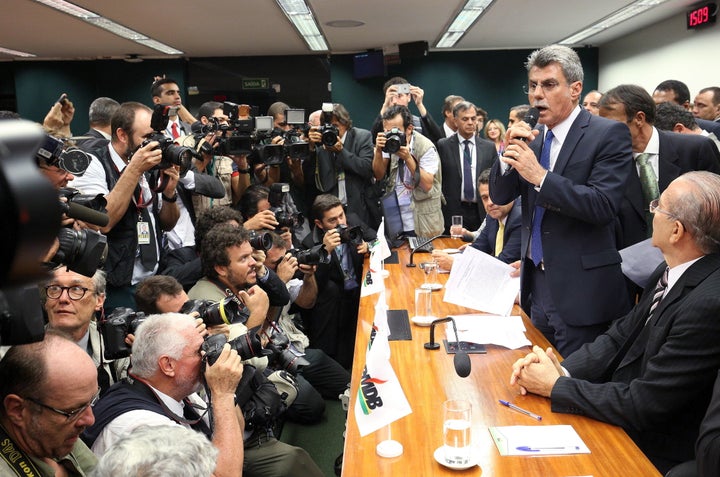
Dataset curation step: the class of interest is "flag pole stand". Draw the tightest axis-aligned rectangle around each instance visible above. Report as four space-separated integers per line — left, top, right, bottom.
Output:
376 424 403 458
380 260 390 278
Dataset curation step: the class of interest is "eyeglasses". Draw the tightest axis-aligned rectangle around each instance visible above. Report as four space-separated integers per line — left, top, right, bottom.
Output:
523 80 563 95
24 388 101 421
44 285 94 300
649 199 679 221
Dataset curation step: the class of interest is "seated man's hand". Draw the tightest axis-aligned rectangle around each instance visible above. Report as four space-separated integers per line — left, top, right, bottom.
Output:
356 240 369 255
204 343 243 397
207 323 231 338
323 229 341 254
510 345 561 397
431 250 453 271
276 253 298 283
244 210 278 231
238 285 269 326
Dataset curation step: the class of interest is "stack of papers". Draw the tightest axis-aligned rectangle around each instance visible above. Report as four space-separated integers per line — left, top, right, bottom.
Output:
447 314 531 349
489 425 590 456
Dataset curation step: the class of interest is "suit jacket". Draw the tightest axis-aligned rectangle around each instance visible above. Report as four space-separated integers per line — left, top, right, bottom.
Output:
697 118 720 138
553 255 720 471
438 134 497 232
617 130 720 249
696 371 720 477
471 201 522 263
490 108 633 327
176 167 226 225
75 128 109 153
315 127 374 226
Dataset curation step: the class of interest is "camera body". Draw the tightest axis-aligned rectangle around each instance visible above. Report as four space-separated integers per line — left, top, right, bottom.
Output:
180 297 250 327
335 224 364 246
382 127 406 154
318 124 339 148
290 244 330 266
101 307 147 359
268 183 303 232
264 330 310 374
140 132 193 177
247 230 272 252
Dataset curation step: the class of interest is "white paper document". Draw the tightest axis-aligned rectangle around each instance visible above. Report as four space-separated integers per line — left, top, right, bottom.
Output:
489 425 590 456
448 314 531 349
443 247 520 316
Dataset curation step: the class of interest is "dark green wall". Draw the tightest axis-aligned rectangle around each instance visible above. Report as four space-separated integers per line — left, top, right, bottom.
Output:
330 48 599 132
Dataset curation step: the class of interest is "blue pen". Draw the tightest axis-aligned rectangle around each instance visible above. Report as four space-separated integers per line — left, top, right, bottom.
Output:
498 399 542 421
516 445 580 452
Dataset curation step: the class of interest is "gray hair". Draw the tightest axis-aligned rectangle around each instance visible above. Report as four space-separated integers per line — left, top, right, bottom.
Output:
92 269 106 296
526 45 584 84
452 101 477 118
88 97 120 127
91 425 218 477
131 313 196 379
667 171 720 254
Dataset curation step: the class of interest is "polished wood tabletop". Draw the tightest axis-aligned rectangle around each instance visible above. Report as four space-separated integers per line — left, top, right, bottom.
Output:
341 239 661 476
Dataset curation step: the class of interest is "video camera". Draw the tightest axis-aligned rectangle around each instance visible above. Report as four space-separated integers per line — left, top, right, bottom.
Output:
100 307 147 359
268 183 303 232
180 296 250 327
141 105 194 180
259 108 310 165
197 102 275 158
36 134 92 177
382 127 406 154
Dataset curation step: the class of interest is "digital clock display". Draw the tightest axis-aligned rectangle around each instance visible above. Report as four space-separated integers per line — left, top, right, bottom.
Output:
687 2 717 29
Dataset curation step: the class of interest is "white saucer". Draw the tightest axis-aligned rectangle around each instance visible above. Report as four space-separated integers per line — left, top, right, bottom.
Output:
433 446 479 470
421 283 443 291
411 315 436 326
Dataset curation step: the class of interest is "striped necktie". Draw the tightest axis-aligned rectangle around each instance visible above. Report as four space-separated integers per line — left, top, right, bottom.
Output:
645 267 669 324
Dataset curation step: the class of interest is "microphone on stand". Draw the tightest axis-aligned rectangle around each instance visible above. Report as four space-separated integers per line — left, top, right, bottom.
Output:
424 317 472 378
406 234 449 267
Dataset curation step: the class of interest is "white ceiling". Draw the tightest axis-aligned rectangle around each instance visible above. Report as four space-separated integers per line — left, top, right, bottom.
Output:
0 0 693 61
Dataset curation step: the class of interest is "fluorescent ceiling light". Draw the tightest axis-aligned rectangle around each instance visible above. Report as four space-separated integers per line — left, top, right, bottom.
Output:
559 0 673 45
276 0 329 51
435 0 495 48
31 0 183 55
0 46 36 58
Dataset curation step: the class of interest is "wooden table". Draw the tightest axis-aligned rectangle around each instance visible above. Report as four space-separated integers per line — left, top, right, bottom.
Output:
341 239 660 476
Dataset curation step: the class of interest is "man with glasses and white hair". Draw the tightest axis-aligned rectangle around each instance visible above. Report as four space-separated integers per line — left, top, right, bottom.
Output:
491 44 634 356
43 267 130 394
0 332 99 476
510 171 720 474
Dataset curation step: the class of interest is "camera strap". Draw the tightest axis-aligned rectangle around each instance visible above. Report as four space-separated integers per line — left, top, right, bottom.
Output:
0 423 43 477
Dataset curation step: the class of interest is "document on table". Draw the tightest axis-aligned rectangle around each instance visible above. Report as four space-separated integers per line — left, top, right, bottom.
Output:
443 247 519 315
448 314 531 349
489 425 590 456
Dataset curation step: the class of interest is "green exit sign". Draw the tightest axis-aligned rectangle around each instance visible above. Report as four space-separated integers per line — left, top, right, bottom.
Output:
242 78 269 90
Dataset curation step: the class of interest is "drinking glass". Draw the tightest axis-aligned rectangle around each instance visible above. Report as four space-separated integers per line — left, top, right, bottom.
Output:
443 399 472 466
450 216 463 239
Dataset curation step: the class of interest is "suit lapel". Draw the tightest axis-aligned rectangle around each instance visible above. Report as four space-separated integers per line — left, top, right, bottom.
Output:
658 132 681 191
450 135 462 184
552 110 589 176
626 170 645 220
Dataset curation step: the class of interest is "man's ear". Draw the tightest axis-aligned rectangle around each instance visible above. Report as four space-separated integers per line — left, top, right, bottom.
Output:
214 264 228 278
152 96 161 106
158 355 176 377
314 219 323 230
3 395 27 426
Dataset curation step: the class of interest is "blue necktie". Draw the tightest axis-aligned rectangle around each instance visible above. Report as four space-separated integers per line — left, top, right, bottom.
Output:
462 139 474 201
530 130 554 266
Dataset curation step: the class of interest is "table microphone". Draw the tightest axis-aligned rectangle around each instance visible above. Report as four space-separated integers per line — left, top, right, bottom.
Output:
424 317 472 378
406 234 449 267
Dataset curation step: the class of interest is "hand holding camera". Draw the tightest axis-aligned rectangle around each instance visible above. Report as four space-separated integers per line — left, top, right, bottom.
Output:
238 285 270 329
276 253 299 283
203 343 244 398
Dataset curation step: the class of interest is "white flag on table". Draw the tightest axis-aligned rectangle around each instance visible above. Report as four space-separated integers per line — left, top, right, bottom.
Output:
354 292 412 437
361 241 386 297
377 217 392 261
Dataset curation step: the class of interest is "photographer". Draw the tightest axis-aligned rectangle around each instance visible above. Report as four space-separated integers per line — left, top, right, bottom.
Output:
264 233 351 419
237 185 295 247
69 102 180 312
309 103 377 228
83 313 246 477
299 194 376 369
43 267 130 394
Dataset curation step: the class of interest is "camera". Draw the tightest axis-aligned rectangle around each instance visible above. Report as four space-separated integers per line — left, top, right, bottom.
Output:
248 230 272 252
141 105 194 178
316 102 339 148
382 128 406 154
335 224 364 246
395 83 411 95
268 183 303 231
180 297 250 327
36 133 92 176
290 244 330 266
256 109 310 164
264 330 310 374
203 325 271 363
50 228 108 278
101 307 147 359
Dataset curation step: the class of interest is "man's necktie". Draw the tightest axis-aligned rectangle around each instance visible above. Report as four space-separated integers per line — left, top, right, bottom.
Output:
462 139 474 202
495 221 505 257
645 267 669 324
530 130 554 266
636 153 659 235
171 122 180 139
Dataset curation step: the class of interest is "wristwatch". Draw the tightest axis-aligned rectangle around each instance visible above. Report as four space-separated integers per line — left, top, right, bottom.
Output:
161 192 178 203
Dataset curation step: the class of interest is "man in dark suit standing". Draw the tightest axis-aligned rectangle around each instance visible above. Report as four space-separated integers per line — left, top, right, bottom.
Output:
309 103 375 227
653 80 720 138
75 97 119 153
438 101 497 233
490 44 633 356
510 171 720 474
599 84 720 249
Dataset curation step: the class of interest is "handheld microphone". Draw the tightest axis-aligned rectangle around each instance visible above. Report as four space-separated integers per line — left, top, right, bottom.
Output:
424 317 472 378
65 201 110 227
518 107 540 143
407 234 449 267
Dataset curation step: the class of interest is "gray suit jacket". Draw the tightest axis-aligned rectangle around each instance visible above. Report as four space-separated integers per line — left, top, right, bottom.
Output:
554 254 720 471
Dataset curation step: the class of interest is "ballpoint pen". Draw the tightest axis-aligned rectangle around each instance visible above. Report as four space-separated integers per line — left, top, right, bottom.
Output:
516 446 580 452
498 399 542 421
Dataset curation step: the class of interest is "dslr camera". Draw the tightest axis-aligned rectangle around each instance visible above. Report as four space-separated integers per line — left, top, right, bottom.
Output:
268 183 303 231
248 230 272 252
382 127 406 154
316 102 339 148
289 244 330 266
180 296 251 327
101 307 147 359
335 224 364 246
141 105 194 178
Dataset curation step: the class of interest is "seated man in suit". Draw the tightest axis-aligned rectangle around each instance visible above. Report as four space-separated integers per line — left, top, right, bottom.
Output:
437 101 497 233
510 171 720 474
433 168 521 269
653 79 720 138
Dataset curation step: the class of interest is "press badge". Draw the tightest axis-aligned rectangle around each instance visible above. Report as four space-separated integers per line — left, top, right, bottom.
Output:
137 220 151 245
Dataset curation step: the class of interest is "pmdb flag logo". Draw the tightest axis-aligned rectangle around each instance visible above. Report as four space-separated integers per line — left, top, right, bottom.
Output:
357 366 387 415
